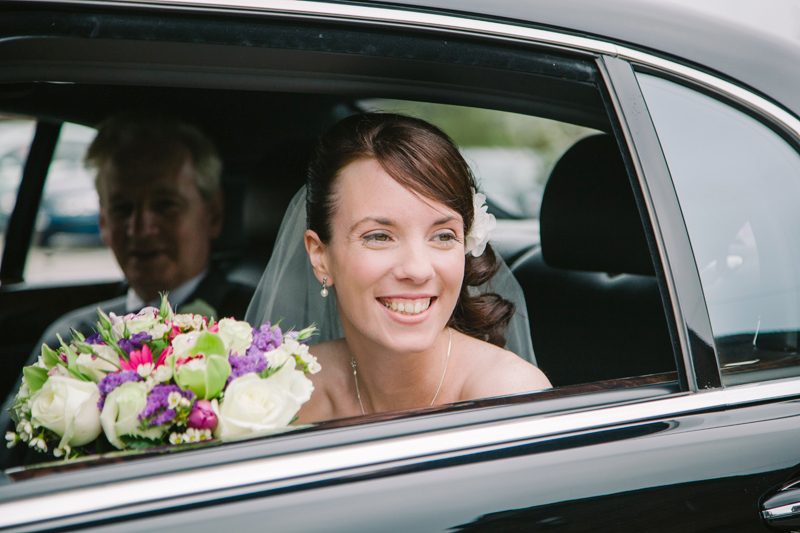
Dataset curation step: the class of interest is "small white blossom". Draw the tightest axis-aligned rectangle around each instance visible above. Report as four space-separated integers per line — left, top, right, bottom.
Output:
5 432 17 449
180 397 192 408
136 362 154 378
169 432 182 445
18 420 32 440
167 391 182 410
30 437 47 453
53 444 70 458
307 360 322 374
184 428 203 443
153 364 173 383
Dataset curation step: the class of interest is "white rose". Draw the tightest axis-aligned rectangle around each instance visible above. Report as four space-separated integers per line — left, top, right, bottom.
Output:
217 319 253 355
29 376 102 449
77 347 120 382
100 382 163 449
212 373 307 441
172 332 201 358
270 362 315 404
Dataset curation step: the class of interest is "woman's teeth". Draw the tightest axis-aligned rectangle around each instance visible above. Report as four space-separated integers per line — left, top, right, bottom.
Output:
381 298 431 315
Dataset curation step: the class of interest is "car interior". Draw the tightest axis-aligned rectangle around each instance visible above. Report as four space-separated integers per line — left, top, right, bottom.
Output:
0 8 683 471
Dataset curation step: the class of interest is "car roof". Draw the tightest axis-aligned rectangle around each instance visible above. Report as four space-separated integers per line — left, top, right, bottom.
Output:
360 0 800 116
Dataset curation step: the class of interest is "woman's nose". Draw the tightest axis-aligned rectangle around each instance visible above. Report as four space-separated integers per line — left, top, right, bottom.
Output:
395 241 436 283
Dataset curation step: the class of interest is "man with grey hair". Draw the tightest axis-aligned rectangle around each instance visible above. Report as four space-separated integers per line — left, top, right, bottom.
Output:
36 111 254 348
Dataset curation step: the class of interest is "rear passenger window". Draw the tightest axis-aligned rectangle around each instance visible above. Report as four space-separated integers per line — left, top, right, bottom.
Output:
23 122 123 284
638 73 800 385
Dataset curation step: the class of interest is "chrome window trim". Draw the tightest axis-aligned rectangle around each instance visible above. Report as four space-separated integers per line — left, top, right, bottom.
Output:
3 378 800 528
25 1 800 141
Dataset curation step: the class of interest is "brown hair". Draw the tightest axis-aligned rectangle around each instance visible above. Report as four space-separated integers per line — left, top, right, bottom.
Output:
307 112 514 347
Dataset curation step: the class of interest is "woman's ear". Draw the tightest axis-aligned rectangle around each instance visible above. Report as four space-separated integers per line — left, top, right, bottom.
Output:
304 229 330 284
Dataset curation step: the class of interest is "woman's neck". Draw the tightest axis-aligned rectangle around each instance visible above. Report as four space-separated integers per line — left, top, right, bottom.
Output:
343 327 451 414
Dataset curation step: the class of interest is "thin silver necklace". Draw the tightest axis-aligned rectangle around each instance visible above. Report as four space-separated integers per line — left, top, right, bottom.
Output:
351 327 452 416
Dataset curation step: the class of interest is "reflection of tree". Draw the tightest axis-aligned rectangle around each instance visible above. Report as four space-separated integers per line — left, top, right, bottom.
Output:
361 100 596 186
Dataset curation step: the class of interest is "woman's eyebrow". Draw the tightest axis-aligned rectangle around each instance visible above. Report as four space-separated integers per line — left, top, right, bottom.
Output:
433 216 457 226
349 216 394 233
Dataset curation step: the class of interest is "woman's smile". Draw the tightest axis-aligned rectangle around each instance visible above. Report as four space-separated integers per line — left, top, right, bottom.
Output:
378 296 433 315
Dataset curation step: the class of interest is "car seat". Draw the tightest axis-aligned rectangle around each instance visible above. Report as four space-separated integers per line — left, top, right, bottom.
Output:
511 134 675 386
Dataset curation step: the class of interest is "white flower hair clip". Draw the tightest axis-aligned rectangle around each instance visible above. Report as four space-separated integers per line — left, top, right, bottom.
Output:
464 189 496 257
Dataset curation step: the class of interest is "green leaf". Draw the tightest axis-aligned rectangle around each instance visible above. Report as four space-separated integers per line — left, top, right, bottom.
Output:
119 434 167 450
23 366 49 393
96 308 113 331
259 361 285 379
40 344 60 369
66 366 94 382
71 328 86 343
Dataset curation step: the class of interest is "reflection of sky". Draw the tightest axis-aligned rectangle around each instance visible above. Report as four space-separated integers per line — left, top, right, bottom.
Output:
638 73 800 337
663 0 800 41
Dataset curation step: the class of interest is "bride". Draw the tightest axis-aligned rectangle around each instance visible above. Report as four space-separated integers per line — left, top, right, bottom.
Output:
248 113 550 422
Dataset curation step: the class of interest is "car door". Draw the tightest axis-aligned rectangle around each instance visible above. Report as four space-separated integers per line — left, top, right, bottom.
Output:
1 2 800 532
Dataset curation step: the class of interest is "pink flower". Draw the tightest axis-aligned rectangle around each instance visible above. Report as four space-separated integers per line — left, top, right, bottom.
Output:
187 400 218 432
208 323 219 333
120 345 168 377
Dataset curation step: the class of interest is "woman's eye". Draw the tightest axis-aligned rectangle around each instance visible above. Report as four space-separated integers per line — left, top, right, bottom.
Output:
433 232 460 245
363 233 391 244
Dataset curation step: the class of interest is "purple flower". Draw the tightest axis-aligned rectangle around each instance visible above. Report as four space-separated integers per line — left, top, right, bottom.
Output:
86 333 104 345
187 400 218 431
249 323 282 354
97 371 142 410
138 384 196 427
227 350 269 386
118 332 152 355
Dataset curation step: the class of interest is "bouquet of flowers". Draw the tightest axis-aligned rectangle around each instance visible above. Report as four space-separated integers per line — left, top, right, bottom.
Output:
5 296 320 460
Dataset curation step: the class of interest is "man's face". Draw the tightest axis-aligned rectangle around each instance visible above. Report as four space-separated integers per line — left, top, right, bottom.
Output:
98 151 222 302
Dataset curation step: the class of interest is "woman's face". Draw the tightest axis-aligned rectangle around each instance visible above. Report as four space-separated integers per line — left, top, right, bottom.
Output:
313 158 466 355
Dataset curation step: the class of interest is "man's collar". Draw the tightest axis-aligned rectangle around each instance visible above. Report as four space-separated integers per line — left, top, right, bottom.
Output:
125 270 207 313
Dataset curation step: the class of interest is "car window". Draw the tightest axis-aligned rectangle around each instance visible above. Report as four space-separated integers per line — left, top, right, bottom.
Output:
637 73 800 385
1 16 681 478
23 122 123 284
0 117 36 246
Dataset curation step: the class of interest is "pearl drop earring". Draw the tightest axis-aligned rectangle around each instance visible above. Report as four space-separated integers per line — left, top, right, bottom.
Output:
320 277 329 298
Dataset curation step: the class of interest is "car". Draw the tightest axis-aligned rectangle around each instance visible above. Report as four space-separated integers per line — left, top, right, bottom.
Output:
0 121 100 245
2 0 800 531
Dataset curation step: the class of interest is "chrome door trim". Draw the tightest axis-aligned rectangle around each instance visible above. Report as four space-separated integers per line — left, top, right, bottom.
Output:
3 377 800 529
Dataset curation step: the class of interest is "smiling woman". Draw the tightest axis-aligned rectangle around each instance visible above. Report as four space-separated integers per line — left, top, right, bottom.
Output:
260 113 552 422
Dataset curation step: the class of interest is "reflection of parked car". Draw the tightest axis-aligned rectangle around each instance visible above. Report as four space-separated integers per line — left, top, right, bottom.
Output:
5 1 800 531
0 121 98 245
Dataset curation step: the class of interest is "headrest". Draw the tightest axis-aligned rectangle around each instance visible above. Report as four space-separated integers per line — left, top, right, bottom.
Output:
539 134 654 276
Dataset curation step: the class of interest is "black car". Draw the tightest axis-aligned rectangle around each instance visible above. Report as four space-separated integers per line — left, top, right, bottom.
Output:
2 0 800 531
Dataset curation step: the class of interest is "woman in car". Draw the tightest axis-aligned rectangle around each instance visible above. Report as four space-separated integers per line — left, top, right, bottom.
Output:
249 113 550 421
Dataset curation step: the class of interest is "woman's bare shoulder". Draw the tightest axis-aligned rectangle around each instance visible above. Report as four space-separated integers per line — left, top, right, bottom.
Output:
458 334 552 401
296 339 350 423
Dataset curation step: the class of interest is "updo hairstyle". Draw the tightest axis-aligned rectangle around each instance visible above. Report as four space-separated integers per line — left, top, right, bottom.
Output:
306 112 514 347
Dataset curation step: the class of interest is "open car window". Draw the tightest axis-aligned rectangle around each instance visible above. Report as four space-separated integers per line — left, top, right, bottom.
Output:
0 6 682 485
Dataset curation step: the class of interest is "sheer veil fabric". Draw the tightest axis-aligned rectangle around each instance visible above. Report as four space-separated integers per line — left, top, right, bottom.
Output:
246 186 537 365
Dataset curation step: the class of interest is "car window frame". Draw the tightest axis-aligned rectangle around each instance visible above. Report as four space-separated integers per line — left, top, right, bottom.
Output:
0 0 751 508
